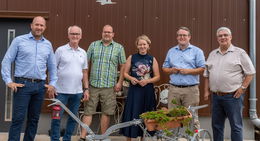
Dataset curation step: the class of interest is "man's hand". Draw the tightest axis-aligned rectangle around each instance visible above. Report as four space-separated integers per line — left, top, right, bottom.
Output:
234 88 244 98
45 84 56 98
7 82 24 92
114 82 122 92
82 90 89 101
179 68 191 74
171 68 180 74
204 91 210 101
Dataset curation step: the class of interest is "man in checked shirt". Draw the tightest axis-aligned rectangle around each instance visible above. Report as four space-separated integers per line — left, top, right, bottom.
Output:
79 25 126 141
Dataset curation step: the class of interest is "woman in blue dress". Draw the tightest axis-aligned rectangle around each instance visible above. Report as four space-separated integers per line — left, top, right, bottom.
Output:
120 35 160 141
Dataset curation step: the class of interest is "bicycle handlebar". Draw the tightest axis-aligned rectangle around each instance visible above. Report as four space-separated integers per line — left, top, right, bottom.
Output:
188 104 208 112
46 98 95 136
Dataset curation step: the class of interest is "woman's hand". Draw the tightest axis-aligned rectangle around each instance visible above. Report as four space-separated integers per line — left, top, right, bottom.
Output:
131 78 139 85
138 79 149 87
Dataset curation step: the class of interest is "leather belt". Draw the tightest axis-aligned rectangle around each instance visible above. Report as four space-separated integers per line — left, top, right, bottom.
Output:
213 91 235 96
15 77 44 83
170 84 198 88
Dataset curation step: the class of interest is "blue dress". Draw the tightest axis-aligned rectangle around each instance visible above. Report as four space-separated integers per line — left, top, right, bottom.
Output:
120 53 156 138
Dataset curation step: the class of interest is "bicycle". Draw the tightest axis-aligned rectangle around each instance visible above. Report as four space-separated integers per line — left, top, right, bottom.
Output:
47 99 212 141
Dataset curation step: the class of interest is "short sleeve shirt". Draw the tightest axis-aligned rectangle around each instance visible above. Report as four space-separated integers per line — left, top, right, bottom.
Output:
55 44 88 94
162 44 205 85
204 45 256 92
87 40 126 88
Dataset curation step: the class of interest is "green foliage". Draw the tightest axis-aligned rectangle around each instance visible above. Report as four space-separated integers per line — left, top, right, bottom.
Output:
185 128 194 136
167 106 190 117
140 110 170 124
163 129 173 136
171 99 177 105
140 98 195 137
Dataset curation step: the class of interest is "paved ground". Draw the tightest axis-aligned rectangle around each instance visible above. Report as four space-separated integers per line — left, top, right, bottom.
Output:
0 133 256 141
0 134 134 141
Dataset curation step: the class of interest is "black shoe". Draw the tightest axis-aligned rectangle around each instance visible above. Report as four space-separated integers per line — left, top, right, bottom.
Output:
78 138 86 141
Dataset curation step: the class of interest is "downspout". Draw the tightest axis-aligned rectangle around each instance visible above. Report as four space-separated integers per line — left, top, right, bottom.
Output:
249 0 260 127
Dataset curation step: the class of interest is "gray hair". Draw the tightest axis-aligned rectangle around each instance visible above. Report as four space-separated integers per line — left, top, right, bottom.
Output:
68 25 82 35
216 27 232 36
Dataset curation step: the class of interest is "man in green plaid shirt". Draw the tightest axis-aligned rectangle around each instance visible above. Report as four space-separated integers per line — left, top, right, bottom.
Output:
79 25 126 140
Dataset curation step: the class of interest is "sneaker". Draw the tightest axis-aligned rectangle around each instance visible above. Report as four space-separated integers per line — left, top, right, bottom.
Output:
78 138 86 141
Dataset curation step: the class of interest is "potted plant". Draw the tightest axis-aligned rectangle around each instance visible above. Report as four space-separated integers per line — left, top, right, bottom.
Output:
140 99 193 136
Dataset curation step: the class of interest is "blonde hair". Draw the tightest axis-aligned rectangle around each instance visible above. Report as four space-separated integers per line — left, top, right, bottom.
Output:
135 35 151 46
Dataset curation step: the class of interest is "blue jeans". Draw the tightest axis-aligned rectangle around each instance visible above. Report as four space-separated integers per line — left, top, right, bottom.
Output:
51 93 82 141
8 79 46 141
212 93 245 141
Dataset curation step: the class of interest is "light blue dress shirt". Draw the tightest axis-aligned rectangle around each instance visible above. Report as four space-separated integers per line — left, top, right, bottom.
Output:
1 32 57 86
162 44 205 85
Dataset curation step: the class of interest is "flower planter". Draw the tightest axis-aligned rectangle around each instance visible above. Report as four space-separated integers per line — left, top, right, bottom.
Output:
142 108 192 131
144 119 182 131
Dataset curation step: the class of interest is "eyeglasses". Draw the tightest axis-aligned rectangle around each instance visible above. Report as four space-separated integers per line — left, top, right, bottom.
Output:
103 31 113 34
177 34 189 37
217 34 229 38
69 33 80 36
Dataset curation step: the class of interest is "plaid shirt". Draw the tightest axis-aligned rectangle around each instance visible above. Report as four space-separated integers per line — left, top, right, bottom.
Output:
87 40 126 88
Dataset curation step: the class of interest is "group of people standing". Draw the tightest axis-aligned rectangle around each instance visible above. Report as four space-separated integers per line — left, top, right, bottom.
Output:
1 16 255 141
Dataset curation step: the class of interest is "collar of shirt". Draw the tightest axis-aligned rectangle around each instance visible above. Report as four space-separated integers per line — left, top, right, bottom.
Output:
175 43 192 51
28 32 45 41
216 44 235 55
65 43 80 51
100 40 114 46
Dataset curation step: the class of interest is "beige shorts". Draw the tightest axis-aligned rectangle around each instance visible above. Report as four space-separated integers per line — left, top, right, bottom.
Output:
84 86 116 116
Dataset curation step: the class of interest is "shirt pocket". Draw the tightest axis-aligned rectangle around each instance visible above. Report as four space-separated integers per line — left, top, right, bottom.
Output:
223 59 241 73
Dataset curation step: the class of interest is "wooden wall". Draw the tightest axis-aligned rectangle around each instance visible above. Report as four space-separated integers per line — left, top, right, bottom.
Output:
0 0 259 116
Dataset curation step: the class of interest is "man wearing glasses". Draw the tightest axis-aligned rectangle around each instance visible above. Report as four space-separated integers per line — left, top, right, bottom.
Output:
50 25 89 141
204 27 255 141
162 26 205 129
79 25 126 141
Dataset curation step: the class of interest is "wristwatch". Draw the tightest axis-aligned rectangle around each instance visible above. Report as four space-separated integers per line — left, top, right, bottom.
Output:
83 88 89 92
240 85 247 90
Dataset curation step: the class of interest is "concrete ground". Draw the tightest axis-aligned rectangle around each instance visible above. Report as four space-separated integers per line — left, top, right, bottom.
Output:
0 115 256 141
0 133 255 141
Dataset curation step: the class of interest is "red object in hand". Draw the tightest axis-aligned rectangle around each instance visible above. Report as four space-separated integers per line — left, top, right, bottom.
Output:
52 105 61 119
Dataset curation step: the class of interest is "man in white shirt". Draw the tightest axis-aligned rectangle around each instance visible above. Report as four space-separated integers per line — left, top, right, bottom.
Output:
50 25 89 141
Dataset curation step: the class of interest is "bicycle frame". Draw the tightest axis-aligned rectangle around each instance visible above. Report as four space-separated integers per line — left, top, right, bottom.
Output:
47 99 211 141
46 98 143 141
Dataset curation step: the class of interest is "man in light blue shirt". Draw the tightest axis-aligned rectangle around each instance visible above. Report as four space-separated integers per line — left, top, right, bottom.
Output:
1 16 57 141
162 27 205 129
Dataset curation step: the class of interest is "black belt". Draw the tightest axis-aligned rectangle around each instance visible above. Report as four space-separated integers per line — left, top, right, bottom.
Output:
213 91 235 96
170 84 198 88
15 77 44 83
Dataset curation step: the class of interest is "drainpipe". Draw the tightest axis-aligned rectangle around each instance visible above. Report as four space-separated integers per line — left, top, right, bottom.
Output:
249 0 260 128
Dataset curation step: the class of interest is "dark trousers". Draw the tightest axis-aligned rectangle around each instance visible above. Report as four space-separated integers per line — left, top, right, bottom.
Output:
8 79 46 141
212 93 245 141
